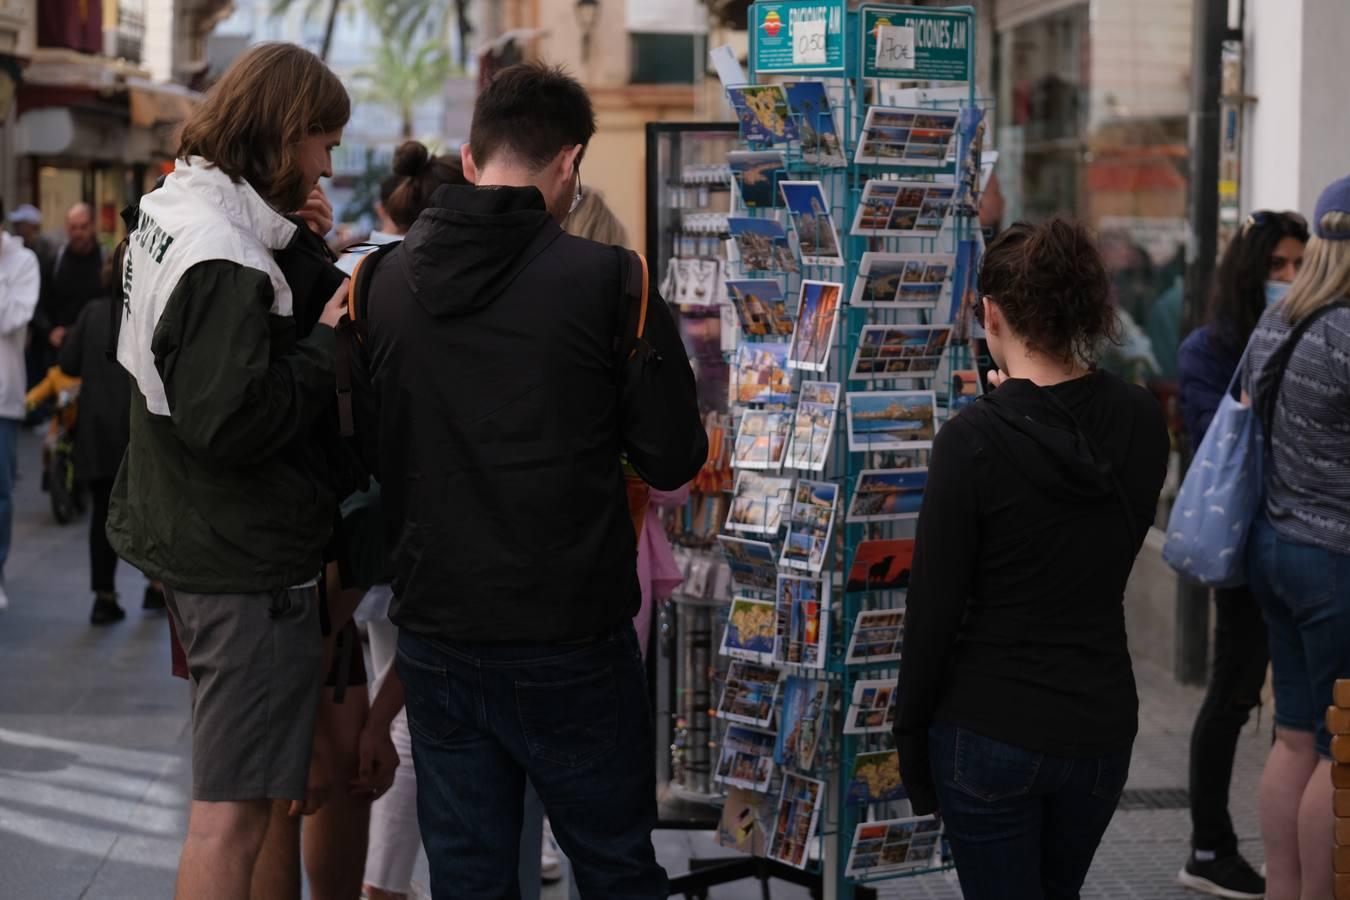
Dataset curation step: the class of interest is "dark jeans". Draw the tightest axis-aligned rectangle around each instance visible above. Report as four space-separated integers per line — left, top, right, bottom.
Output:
1187 585 1267 856
930 723 1131 900
88 477 119 593
396 624 668 900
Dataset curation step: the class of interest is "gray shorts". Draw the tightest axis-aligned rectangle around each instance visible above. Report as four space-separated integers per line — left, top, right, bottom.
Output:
166 586 324 802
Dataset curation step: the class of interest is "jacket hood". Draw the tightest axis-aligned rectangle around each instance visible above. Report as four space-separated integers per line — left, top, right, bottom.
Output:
965 372 1125 503
170 157 298 251
398 183 557 318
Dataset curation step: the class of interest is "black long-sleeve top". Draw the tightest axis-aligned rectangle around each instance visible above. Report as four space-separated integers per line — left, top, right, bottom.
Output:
894 370 1169 814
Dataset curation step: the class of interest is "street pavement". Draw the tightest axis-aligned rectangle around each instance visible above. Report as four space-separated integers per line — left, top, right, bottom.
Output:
0 427 1266 899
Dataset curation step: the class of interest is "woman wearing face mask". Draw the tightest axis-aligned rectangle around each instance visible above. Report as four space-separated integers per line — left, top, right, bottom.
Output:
1174 210 1307 899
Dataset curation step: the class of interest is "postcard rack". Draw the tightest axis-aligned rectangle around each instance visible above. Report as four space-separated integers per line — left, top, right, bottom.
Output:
666 4 989 899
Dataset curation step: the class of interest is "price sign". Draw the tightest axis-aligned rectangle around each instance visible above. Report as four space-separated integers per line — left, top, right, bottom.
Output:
860 5 972 82
874 24 916 71
793 17 827 66
752 0 845 74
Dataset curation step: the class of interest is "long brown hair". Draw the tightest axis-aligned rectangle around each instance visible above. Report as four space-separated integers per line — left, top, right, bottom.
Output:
177 42 350 214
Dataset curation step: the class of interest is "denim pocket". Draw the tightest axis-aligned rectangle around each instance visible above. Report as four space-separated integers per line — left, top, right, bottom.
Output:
952 728 1043 802
516 666 619 768
395 645 463 746
1090 749 1132 801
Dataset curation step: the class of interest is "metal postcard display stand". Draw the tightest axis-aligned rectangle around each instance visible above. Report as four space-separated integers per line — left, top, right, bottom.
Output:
665 3 986 899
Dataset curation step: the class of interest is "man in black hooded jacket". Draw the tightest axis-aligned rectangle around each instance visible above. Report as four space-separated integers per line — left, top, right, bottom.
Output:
358 64 706 899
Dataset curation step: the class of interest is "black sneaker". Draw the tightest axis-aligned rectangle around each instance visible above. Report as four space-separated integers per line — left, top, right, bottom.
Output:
1178 853 1265 899
90 594 126 626
142 584 166 611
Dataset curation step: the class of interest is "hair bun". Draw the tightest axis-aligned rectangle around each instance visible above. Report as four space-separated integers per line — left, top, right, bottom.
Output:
393 141 431 177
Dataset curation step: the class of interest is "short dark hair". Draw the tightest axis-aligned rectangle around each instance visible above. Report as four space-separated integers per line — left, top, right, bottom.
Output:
1205 211 1308 355
384 140 469 230
469 63 596 172
977 218 1118 365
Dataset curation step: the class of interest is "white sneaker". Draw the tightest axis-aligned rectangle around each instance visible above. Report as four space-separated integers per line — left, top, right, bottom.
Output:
541 817 563 883
0 583 9 611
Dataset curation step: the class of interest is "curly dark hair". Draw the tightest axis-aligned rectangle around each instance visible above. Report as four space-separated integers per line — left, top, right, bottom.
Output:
1205 211 1309 355
976 218 1119 365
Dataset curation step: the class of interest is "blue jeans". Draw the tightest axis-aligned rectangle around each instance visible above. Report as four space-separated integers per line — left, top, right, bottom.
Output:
397 624 668 900
929 723 1131 900
0 418 17 576
1247 514 1350 757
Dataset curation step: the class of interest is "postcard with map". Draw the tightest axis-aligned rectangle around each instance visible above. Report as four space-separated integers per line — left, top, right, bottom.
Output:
717 787 776 856
846 468 928 523
727 84 798 145
845 391 937 452
850 180 955 237
728 217 800 274
768 773 825 870
779 181 844 268
726 471 794 535
787 280 843 373
776 676 828 771
845 815 943 877
850 325 952 380
775 575 830 670
784 381 839 472
853 107 958 168
844 678 899 734
779 480 838 572
784 81 845 167
846 539 915 593
721 595 779 663
733 410 792 470
847 750 906 805
845 608 906 664
718 660 782 728
726 279 795 338
718 535 780 592
729 150 787 209
848 252 954 309
729 342 794 407
715 723 778 792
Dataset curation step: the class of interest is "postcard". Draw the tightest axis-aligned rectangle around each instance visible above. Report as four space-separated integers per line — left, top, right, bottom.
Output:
779 181 844 268
717 787 776 856
775 575 830 670
718 535 780 592
844 678 898 734
846 468 929 523
849 252 954 309
951 368 981 411
784 81 845 167
728 216 799 273
726 471 794 535
775 676 828 771
787 280 843 372
718 660 782 728
845 608 906 664
846 539 915 594
715 723 778 792
849 325 953 380
845 391 937 452
726 279 794 337
769 773 826 870
854 106 957 168
784 381 839 472
850 180 955 237
733 410 792 470
847 750 906 805
845 815 943 877
720 595 779 663
730 342 794 406
727 84 798 145
728 150 787 209
780 480 838 572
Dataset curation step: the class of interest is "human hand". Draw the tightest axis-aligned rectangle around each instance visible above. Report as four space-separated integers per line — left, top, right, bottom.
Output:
349 722 399 801
48 326 67 348
296 186 334 237
289 724 333 817
986 368 1009 390
318 279 350 329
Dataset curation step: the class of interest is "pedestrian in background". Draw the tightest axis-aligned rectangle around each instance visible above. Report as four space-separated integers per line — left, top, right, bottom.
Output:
1175 209 1307 900
35 203 103 356
1244 175 1350 900
0 210 41 612
895 219 1169 900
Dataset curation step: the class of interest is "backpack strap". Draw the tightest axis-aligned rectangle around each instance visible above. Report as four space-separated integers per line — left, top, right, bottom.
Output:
613 247 653 369
1253 299 1350 439
335 241 400 438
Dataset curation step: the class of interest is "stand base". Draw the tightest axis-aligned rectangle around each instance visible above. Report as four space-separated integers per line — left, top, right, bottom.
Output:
667 856 878 900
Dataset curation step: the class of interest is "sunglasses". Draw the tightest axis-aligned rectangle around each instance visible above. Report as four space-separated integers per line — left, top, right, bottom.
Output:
1241 209 1307 236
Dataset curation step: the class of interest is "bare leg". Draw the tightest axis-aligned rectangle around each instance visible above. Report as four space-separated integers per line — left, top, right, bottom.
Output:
250 801 302 900
174 799 272 900
1260 727 1319 900
1297 757 1335 900
304 684 371 900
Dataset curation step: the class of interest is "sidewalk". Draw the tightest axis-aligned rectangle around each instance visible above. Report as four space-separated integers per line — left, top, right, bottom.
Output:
0 428 1265 899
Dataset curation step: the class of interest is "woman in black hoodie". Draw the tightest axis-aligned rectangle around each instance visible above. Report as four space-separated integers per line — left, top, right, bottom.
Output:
895 219 1169 899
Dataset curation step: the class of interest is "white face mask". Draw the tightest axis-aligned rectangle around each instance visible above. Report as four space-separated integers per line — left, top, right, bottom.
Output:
1264 280 1292 307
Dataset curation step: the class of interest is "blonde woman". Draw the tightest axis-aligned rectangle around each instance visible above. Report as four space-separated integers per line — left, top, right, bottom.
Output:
1245 175 1350 900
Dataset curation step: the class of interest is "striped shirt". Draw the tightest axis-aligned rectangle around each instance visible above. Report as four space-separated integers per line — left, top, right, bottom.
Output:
1245 300 1350 555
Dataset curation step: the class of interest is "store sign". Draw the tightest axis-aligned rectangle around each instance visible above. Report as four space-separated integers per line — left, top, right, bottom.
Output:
860 5 973 83
752 0 846 74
